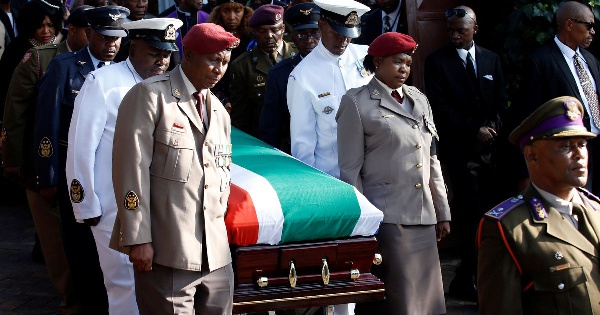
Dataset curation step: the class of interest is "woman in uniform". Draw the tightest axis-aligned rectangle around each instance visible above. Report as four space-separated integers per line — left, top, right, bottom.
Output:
336 32 452 315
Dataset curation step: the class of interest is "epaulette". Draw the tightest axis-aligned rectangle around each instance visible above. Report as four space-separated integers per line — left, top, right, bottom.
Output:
484 196 525 220
405 85 425 97
577 187 600 205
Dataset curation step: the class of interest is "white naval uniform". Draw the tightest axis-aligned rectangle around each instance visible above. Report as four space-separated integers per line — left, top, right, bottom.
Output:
287 41 372 178
66 59 140 315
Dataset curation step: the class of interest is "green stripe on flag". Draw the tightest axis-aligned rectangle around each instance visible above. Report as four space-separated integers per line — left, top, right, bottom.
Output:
231 128 362 243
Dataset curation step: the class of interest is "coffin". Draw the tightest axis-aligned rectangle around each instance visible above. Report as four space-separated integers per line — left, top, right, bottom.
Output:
226 129 385 313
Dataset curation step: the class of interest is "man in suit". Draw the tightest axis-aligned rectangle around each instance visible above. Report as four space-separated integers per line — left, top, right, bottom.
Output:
230 4 297 137
110 23 239 314
259 2 320 153
33 6 129 314
424 5 506 301
515 1 600 194
478 96 600 314
353 0 407 45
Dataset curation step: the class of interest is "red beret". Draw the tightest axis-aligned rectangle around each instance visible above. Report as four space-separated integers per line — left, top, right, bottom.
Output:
248 4 284 27
182 23 240 54
368 32 418 57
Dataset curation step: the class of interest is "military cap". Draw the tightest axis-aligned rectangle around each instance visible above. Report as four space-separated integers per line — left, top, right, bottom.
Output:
509 96 596 148
34 0 61 15
216 0 246 5
285 2 320 31
85 5 130 37
124 18 183 51
314 0 370 38
67 5 92 28
248 4 284 27
182 23 240 54
368 32 417 57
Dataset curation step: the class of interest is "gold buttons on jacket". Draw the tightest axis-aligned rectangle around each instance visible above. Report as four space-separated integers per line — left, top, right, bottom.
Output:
412 124 418 129
415 144 422 149
204 141 209 146
416 163 423 169
204 184 209 189
204 163 209 167
415 183 422 189
173 139 178 146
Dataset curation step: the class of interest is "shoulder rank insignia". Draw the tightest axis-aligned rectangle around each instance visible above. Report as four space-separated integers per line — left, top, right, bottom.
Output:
530 197 547 220
1 127 7 142
485 196 525 220
323 106 334 114
22 52 32 63
124 191 139 210
578 187 600 206
38 137 53 157
70 179 85 203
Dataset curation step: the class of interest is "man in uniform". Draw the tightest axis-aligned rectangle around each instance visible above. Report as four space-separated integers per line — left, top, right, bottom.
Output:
478 96 600 314
259 2 320 153
1 7 90 314
229 4 297 137
66 18 183 315
287 0 371 178
110 23 239 314
33 6 129 314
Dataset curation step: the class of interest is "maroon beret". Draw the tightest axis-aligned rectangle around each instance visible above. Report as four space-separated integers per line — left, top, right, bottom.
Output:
248 4 284 27
368 32 418 57
182 23 240 54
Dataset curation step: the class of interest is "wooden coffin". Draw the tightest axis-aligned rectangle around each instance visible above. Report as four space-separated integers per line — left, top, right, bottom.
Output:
232 236 385 314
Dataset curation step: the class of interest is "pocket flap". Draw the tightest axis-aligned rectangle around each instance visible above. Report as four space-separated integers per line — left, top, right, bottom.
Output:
534 266 587 292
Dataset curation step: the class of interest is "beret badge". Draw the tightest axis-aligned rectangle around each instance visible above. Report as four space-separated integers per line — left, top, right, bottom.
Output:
275 13 282 21
165 24 177 41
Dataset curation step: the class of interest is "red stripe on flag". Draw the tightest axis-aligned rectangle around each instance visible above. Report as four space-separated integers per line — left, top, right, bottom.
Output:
225 183 259 246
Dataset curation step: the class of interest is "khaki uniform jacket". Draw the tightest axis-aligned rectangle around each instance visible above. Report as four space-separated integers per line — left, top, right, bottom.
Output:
229 41 297 137
336 79 451 225
2 41 69 189
110 65 232 272
478 185 600 315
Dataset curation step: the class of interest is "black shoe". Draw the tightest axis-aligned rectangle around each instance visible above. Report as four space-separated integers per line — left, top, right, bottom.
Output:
448 276 478 302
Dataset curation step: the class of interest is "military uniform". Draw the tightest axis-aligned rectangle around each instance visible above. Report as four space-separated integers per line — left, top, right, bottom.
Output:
478 186 600 315
229 41 297 137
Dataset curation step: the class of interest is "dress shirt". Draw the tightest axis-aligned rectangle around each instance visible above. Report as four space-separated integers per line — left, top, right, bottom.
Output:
87 46 109 69
179 66 208 124
380 0 402 33
373 76 412 113
456 42 477 75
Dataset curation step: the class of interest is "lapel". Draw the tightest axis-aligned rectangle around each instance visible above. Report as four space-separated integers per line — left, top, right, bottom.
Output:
169 66 205 134
578 190 600 244
403 85 425 119
524 185 599 258
474 45 487 87
549 42 583 99
368 79 415 121
77 48 94 80
581 49 600 90
253 48 272 75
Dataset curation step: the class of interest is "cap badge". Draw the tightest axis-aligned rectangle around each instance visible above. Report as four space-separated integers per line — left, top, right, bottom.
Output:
165 24 176 41
124 191 140 210
70 179 85 203
38 137 53 157
323 106 334 114
108 12 120 21
345 12 359 27
564 99 580 121
300 8 313 16
275 13 282 21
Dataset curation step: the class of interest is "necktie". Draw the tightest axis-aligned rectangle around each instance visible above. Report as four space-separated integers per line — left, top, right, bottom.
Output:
270 51 278 65
391 90 403 103
383 15 392 33
97 61 106 68
193 92 208 131
573 53 600 128
466 52 478 89
572 203 598 244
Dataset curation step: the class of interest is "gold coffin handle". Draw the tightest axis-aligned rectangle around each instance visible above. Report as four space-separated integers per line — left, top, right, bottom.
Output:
257 277 268 288
321 258 330 285
289 261 297 288
350 269 360 280
373 253 382 265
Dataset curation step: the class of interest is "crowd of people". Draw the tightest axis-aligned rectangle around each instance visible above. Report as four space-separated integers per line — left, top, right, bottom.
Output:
1 0 600 314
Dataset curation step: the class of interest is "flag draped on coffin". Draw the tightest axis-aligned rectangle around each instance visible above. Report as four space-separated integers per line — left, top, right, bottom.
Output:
226 128 383 246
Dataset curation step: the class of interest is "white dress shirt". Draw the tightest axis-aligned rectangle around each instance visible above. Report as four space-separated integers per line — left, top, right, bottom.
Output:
456 42 477 75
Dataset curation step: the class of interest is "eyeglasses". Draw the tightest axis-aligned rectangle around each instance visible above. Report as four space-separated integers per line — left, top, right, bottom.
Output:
293 31 321 41
445 8 476 23
569 18 595 30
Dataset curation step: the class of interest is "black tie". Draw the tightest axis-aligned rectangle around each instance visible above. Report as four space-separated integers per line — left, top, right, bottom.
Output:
97 61 109 68
572 203 598 244
384 15 392 32
465 52 479 92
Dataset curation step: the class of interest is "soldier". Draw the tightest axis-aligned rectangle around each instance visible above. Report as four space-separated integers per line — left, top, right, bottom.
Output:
478 96 600 314
259 2 320 153
33 6 129 314
229 4 297 137
1 7 90 315
110 23 238 314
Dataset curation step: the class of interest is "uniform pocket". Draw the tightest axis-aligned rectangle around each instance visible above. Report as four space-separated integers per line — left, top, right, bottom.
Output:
532 266 591 315
311 95 339 126
150 130 195 182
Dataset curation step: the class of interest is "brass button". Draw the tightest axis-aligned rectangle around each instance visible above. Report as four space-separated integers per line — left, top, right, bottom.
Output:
204 163 209 167
412 125 418 129
204 141 209 146
204 184 209 189
203 206 207 210
416 144 422 149
415 183 422 189
173 140 178 146
416 163 423 169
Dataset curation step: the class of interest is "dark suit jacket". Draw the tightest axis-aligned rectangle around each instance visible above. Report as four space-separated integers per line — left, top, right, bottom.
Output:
424 43 507 166
258 53 302 153
353 2 407 46
34 47 94 187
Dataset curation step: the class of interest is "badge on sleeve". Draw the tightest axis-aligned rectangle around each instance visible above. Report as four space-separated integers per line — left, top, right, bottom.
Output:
124 191 139 210
70 179 85 203
38 137 54 157
22 52 32 63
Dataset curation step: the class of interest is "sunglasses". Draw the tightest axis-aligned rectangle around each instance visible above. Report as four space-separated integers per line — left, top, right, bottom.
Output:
445 8 476 23
569 18 595 30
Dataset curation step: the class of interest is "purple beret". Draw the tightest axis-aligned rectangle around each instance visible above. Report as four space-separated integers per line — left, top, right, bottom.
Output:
182 23 240 54
368 32 418 57
248 4 284 27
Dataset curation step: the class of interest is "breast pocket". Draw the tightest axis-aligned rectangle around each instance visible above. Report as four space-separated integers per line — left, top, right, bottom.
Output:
150 130 195 182
532 266 592 315
311 95 339 127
